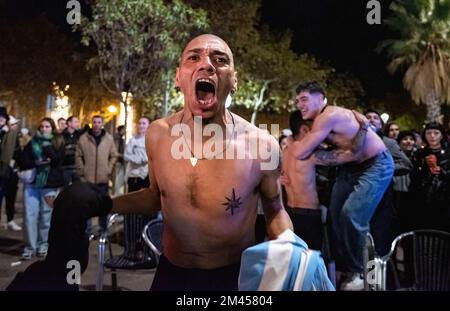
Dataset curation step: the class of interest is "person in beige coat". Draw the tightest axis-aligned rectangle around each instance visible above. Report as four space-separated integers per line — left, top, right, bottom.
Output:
75 115 118 235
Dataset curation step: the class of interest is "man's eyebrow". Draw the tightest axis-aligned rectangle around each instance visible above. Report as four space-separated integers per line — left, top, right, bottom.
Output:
185 48 230 58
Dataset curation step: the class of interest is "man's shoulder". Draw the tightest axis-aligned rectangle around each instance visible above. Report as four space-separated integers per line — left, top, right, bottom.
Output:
147 114 176 135
231 113 270 138
78 132 89 141
146 112 181 144
103 131 114 141
321 105 351 119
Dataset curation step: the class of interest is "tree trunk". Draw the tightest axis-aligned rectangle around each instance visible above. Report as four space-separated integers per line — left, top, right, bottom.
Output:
250 102 260 125
250 81 270 125
425 93 442 123
163 79 170 117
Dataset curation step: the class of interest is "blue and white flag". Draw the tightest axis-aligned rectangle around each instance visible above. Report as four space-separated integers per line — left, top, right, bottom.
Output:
239 229 335 291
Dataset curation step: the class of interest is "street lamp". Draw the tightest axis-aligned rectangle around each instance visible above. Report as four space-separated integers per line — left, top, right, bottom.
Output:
108 105 118 114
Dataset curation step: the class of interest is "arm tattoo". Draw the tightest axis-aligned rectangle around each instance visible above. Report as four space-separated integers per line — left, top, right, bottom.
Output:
313 149 352 166
313 112 368 166
222 188 243 215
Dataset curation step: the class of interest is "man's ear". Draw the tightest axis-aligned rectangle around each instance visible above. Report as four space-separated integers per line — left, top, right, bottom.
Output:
232 71 238 93
175 67 181 88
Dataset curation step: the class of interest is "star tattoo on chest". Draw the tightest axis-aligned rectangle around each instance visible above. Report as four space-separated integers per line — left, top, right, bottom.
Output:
222 188 243 216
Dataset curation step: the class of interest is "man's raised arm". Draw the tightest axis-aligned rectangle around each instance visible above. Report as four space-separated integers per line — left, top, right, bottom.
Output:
112 187 160 216
289 113 335 160
112 123 162 216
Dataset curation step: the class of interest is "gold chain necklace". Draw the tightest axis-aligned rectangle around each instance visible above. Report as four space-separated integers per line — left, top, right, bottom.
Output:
179 111 235 167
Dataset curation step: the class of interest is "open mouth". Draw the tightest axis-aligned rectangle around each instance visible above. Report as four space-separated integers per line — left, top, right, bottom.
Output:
196 79 216 107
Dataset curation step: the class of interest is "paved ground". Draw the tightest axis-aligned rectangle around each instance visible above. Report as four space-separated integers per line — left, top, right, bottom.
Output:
0 182 155 291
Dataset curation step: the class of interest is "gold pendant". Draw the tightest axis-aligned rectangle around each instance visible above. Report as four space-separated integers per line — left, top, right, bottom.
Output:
190 157 198 167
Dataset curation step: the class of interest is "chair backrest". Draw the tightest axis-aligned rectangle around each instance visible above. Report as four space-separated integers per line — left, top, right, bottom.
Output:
385 230 450 291
142 218 163 257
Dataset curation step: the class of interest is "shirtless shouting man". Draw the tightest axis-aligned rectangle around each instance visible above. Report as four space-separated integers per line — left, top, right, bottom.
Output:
288 81 394 291
112 34 292 291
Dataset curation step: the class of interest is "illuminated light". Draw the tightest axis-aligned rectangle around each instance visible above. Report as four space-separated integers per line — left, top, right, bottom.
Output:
108 105 118 114
381 113 390 124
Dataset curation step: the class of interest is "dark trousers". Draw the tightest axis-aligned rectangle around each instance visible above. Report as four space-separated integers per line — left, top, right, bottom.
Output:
370 183 394 257
62 168 78 187
123 177 154 260
255 214 266 244
86 183 108 235
288 207 323 251
151 255 240 291
0 171 16 222
2 171 18 222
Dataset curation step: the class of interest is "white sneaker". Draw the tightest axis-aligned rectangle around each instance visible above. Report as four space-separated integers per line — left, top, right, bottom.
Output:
7 220 22 231
340 273 364 291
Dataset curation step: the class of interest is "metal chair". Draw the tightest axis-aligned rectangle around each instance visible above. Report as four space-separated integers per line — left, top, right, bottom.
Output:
142 218 163 266
379 230 450 291
363 232 382 291
96 214 157 291
96 213 121 291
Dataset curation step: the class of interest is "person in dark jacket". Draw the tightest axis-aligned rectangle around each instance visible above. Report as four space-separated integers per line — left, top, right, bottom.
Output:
365 110 412 256
21 117 65 260
6 181 112 291
410 122 450 232
0 109 22 231
61 116 81 186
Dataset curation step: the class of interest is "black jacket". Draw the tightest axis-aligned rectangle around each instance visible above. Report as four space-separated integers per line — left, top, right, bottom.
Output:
19 139 65 188
62 129 82 167
6 181 112 291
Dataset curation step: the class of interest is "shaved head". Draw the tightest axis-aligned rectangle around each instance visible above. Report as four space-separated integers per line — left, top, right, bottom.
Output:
181 34 235 68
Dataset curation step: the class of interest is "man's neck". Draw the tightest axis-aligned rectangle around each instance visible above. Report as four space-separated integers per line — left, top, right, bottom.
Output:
93 129 102 136
316 102 327 116
67 127 76 134
183 109 230 129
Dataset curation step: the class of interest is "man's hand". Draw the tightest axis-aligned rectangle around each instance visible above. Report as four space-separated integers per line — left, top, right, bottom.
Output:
425 154 437 168
349 110 369 157
280 170 290 186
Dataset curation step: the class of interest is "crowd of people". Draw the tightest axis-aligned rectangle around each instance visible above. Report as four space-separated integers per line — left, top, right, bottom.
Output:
1 34 449 291
0 110 155 268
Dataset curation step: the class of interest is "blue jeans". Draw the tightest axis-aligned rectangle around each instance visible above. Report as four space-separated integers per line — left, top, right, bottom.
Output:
329 150 394 273
23 184 58 255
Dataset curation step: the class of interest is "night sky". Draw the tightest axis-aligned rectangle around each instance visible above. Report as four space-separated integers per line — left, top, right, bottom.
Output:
260 0 406 100
1 0 407 102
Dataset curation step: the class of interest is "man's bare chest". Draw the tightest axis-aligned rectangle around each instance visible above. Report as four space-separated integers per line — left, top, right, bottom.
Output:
153 144 261 205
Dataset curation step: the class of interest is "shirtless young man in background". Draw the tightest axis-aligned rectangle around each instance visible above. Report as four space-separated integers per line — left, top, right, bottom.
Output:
282 112 322 250
289 81 394 291
282 110 369 251
112 34 292 291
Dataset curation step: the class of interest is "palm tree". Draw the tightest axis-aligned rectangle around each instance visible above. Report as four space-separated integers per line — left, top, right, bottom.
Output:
378 0 450 123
